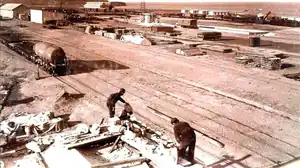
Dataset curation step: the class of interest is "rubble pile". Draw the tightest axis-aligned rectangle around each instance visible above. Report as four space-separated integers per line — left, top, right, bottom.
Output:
0 78 15 112
236 52 281 70
235 48 284 70
0 111 190 168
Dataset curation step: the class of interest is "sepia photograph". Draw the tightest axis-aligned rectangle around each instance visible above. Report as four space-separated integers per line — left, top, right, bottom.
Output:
0 0 299 167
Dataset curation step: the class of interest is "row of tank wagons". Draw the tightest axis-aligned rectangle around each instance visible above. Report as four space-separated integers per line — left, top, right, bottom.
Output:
10 42 68 76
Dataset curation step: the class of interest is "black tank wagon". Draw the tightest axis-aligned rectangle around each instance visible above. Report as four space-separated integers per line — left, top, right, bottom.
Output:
33 42 68 75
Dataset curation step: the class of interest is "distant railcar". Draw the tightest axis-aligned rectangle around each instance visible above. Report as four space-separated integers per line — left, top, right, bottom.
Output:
197 32 222 40
176 19 198 28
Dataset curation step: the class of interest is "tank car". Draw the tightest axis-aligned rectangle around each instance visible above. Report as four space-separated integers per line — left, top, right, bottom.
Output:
33 42 68 75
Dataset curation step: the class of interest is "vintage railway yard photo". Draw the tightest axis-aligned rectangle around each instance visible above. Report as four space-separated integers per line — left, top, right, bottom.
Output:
0 0 300 167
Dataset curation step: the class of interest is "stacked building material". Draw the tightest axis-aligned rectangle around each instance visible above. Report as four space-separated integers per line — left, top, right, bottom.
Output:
104 32 121 40
197 44 232 53
176 48 205 56
94 30 106 36
197 32 222 40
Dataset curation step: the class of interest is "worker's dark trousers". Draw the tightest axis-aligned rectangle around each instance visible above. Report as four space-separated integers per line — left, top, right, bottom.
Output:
178 133 196 162
106 102 115 118
119 110 130 120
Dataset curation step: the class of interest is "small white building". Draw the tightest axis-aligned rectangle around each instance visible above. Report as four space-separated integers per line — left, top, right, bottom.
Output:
181 9 188 14
208 10 229 16
0 3 28 19
189 9 198 14
198 10 209 15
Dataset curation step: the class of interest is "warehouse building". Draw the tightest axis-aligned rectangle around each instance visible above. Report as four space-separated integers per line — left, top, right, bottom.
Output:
0 3 28 19
30 9 65 24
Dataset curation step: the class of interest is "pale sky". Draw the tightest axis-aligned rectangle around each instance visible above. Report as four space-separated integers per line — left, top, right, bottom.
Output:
110 0 300 2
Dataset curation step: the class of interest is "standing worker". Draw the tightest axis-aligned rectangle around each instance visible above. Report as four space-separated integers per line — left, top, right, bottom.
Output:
106 88 127 118
171 117 196 164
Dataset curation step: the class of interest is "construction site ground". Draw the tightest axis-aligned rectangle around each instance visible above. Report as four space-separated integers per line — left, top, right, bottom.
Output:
1 18 300 168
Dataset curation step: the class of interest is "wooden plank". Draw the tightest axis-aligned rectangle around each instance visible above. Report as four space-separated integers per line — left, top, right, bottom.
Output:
91 157 148 168
66 133 122 149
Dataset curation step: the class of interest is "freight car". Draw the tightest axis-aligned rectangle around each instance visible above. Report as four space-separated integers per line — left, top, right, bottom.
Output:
197 32 222 40
176 19 198 28
33 42 68 75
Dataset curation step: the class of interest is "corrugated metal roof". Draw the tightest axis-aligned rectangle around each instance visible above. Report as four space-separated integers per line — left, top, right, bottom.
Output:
84 1 126 9
84 2 105 9
0 3 23 10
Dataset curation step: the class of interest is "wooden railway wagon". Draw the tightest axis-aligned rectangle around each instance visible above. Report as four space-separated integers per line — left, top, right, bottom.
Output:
197 32 222 40
176 19 198 28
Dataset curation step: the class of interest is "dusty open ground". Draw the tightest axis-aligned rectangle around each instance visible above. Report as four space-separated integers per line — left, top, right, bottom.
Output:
1 18 300 168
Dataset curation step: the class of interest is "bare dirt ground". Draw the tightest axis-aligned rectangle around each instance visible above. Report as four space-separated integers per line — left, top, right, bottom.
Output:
1 19 300 167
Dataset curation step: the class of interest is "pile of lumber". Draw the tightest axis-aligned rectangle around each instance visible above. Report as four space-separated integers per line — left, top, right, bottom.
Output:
197 44 233 53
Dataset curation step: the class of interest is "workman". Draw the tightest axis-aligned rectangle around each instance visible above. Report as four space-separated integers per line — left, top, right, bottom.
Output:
106 88 127 118
171 117 196 163
119 103 133 120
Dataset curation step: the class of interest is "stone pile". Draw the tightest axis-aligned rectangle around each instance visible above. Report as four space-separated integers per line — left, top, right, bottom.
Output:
0 112 188 168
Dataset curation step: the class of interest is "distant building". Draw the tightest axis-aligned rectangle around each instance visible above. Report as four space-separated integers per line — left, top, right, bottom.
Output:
83 1 126 11
30 9 65 24
189 9 198 14
207 11 230 16
84 2 106 9
0 3 28 19
181 10 188 14
198 10 209 15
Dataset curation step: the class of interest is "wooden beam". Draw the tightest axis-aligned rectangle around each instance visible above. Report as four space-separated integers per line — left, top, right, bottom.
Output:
91 157 148 168
109 136 121 153
66 133 121 149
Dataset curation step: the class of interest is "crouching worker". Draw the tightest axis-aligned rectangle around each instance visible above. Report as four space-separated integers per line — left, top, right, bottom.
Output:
171 117 196 164
119 103 133 120
106 88 126 118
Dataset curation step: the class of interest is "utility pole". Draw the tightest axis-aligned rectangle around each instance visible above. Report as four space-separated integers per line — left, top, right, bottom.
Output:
60 0 63 10
140 0 146 13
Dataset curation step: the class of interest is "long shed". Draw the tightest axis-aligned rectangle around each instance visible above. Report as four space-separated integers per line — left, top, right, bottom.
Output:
0 3 28 19
30 9 65 24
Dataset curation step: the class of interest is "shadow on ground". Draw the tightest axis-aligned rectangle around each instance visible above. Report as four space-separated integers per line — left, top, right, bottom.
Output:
206 154 252 168
70 60 130 75
6 97 35 106
281 63 295 69
283 73 300 81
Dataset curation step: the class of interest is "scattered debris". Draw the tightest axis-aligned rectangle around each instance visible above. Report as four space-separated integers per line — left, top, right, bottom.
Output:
0 160 4 168
25 141 46 153
176 48 205 57
104 32 122 40
120 35 152 46
1 110 186 168
236 52 282 70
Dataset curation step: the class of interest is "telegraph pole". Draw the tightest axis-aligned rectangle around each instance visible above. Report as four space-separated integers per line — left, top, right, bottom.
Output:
140 0 146 12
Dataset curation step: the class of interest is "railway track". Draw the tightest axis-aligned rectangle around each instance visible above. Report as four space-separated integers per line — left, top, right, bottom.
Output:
0 41 241 167
24 30 300 123
1 28 299 167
